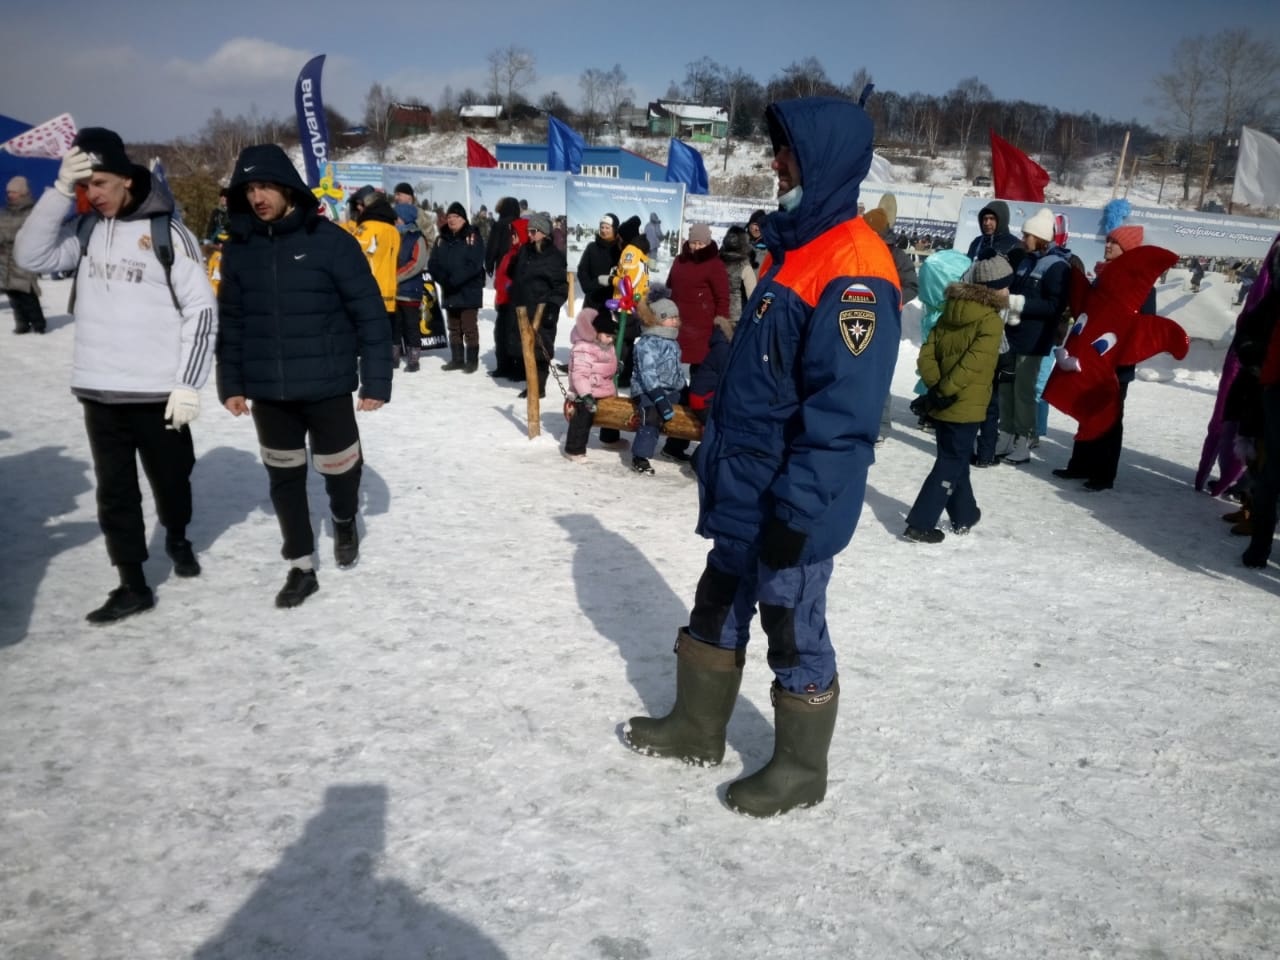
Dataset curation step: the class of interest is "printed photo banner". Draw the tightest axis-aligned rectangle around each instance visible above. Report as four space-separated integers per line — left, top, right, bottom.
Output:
467 169 566 222
317 162 385 222
955 197 1280 271
682 194 769 243
380 163 467 215
565 176 686 270
860 181 965 246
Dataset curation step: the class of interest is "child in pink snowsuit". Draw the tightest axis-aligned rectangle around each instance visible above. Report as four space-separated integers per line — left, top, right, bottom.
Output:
564 311 619 460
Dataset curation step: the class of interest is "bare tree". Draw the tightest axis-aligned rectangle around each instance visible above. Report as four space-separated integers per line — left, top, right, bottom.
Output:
486 45 537 113
539 91 571 119
1152 35 1211 200
579 67 605 139
849 66 874 103
683 56 722 103
601 64 634 129
663 80 683 101
769 57 837 101
1208 29 1280 136
362 82 396 160
947 76 993 153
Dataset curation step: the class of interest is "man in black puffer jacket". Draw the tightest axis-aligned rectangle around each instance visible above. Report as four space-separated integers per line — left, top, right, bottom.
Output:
216 144 392 609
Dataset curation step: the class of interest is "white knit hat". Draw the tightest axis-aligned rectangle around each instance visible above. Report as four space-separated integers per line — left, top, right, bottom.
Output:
1021 208 1056 243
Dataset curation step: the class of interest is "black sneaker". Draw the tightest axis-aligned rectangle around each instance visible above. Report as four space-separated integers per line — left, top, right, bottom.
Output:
1052 467 1088 480
660 443 692 463
275 567 319 608
165 538 201 577
333 518 359 568
903 525 945 543
86 585 155 624
1082 479 1113 492
631 456 655 475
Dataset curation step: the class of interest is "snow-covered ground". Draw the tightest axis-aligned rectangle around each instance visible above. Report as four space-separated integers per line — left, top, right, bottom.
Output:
2 267 1278 960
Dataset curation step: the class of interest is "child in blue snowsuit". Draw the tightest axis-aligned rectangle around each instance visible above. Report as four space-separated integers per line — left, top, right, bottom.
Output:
629 290 685 474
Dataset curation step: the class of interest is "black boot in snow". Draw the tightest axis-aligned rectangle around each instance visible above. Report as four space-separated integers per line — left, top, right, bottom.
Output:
333 517 359 568
625 629 744 765
275 567 319 608
441 341 465 371
165 537 201 577
725 678 839 817
462 345 480 373
86 585 155 624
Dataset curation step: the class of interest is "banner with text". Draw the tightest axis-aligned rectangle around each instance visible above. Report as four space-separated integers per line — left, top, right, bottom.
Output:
318 162 385 222
467 169 566 222
380 163 468 215
565 177 686 270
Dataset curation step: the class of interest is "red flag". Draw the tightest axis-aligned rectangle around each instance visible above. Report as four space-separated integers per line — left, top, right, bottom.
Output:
990 130 1050 202
466 137 498 168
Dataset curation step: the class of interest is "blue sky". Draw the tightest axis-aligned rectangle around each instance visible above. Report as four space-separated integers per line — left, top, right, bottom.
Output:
3 0 1277 143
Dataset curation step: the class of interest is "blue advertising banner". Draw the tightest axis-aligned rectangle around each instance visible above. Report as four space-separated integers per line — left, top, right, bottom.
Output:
380 164 468 216
565 177 686 271
467 169 566 221
317 162 384 222
293 54 330 188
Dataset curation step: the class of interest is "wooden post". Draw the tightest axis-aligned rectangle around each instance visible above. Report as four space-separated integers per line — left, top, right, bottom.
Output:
1111 130 1130 198
565 271 575 317
516 304 547 439
1124 154 1139 197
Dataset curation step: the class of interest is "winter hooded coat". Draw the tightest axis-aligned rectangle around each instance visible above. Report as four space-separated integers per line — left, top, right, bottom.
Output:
965 201 1019 261
666 239 730 365
916 282 1005 423
693 97 901 562
214 144 391 404
569 311 618 400
428 217 485 310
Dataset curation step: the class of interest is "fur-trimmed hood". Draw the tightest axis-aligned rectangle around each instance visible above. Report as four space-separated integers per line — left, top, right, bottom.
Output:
944 281 1007 311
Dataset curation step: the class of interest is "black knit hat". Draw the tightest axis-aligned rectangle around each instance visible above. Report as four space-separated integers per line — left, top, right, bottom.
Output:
393 181 414 197
446 201 468 220
600 212 620 232
592 312 618 336
619 215 642 243
73 127 133 177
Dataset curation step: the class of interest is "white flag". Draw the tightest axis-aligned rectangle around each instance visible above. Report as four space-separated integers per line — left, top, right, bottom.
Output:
868 151 894 184
1233 126 1280 209
0 113 78 158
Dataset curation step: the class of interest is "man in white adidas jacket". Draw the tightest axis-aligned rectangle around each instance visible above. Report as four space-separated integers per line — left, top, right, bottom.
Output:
15 127 217 624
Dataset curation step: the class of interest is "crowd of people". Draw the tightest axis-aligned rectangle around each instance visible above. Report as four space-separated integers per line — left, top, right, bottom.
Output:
8 98 1278 821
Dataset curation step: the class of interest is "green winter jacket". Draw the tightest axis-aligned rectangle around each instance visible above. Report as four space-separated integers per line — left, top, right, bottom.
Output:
916 282 1005 423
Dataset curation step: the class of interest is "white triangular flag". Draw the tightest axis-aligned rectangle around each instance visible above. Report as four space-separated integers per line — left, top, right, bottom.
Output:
0 113 78 158
1233 126 1280 209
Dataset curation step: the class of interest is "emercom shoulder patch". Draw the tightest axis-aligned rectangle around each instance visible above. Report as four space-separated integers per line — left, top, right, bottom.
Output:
839 308 876 356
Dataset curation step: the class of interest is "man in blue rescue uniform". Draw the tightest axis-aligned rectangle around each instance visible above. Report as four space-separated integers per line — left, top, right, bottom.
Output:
626 97 902 817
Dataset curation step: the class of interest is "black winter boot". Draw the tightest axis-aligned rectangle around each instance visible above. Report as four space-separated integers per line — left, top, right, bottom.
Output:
165 536 201 577
725 678 839 817
463 345 480 373
625 629 744 765
441 341 465 371
333 517 359 568
276 567 319 608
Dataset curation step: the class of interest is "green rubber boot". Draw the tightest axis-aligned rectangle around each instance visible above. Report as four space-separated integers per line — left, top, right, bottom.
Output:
625 628 744 765
725 678 839 817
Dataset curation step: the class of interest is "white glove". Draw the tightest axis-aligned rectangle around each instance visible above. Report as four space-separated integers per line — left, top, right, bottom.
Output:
597 274 611 286
165 388 201 430
55 147 94 198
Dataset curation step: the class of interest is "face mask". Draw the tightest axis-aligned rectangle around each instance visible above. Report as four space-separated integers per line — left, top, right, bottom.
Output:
779 185 803 213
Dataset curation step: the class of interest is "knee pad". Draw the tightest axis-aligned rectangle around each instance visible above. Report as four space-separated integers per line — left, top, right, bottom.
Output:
759 602 798 671
260 445 307 470
314 440 361 475
689 564 740 643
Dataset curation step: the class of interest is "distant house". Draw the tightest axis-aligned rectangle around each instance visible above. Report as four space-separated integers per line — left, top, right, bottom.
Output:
494 143 666 181
460 105 504 128
647 100 729 140
387 102 433 139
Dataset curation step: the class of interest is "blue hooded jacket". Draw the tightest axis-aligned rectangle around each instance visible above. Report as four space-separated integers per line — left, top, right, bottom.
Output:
216 144 392 403
693 97 901 561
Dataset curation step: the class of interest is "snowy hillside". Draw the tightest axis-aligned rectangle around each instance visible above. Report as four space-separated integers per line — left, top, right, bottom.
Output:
2 265 1277 958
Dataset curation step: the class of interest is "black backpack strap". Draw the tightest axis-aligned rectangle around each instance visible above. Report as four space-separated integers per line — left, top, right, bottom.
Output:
66 214 97 314
150 213 181 313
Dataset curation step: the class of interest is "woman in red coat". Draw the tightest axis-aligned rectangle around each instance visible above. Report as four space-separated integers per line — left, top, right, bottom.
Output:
662 223 729 460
